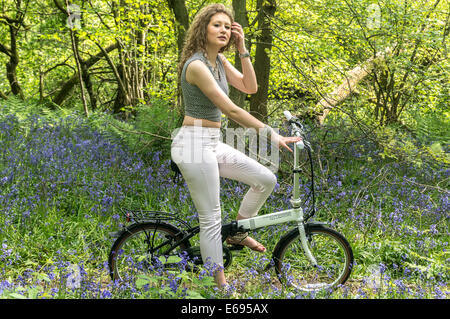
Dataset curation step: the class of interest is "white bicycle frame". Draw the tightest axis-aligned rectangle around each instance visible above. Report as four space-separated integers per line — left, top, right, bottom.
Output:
236 112 318 266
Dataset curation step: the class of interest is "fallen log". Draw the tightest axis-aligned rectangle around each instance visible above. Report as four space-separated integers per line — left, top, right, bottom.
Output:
316 46 393 125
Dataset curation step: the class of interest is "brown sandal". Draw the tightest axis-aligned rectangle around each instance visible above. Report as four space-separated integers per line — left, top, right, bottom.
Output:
226 232 266 253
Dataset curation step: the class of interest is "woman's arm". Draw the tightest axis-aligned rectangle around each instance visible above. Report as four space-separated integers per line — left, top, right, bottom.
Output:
186 60 301 152
220 54 257 94
186 60 262 128
220 22 257 94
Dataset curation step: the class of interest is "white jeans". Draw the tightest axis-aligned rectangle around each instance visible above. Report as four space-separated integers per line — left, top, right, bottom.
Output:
171 126 277 267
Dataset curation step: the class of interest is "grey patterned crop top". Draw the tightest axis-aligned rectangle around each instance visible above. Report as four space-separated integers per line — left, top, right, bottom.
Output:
181 52 229 122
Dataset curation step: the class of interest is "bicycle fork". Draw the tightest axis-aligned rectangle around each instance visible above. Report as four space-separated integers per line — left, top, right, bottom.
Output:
236 207 318 267
296 215 318 267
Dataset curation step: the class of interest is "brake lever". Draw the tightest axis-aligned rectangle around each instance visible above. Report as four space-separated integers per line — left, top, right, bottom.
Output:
283 110 311 151
290 121 312 152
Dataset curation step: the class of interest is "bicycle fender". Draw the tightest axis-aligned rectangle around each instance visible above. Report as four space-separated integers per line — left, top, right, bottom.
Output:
112 222 186 238
305 221 329 228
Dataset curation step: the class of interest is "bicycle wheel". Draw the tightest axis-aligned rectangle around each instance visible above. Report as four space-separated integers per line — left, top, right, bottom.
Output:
273 224 353 292
108 222 190 283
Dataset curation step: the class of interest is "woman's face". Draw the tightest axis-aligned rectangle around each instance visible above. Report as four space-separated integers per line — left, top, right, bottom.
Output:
206 13 232 49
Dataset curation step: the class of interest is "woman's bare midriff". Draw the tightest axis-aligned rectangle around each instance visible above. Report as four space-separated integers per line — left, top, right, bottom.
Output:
182 115 221 128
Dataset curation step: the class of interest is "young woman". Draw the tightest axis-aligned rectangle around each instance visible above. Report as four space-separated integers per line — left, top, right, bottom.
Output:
171 3 300 288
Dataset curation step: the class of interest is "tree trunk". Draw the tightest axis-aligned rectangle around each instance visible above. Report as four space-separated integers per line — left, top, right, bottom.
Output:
167 0 189 58
167 0 189 120
5 47 23 99
110 0 151 114
113 64 127 114
51 43 118 106
52 0 118 107
66 0 89 117
69 33 89 117
229 0 250 108
249 0 276 122
0 1 28 99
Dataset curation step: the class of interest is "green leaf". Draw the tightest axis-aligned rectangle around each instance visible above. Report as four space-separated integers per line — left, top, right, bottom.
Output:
136 274 160 288
159 255 182 264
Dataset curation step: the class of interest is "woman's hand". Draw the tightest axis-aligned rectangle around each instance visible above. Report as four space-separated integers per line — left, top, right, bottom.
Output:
272 132 302 153
231 22 246 53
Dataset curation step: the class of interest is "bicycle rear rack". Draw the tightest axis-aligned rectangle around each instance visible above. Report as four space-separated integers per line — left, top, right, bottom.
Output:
118 208 194 231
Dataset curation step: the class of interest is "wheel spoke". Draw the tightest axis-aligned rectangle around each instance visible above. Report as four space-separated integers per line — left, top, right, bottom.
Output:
109 223 188 283
275 226 353 292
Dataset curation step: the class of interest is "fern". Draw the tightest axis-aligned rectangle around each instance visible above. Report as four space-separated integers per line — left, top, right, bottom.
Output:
0 97 181 161
415 111 450 146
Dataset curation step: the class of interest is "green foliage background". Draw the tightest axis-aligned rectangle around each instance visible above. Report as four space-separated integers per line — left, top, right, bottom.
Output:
0 0 448 299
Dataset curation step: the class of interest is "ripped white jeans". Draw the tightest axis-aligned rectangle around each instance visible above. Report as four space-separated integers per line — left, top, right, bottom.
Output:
171 125 277 267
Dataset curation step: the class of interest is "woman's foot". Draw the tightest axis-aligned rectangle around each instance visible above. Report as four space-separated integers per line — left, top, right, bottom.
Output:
215 269 227 288
226 233 266 253
231 215 266 252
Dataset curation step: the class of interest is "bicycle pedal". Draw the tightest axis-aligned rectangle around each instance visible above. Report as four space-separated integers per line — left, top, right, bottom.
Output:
228 244 245 251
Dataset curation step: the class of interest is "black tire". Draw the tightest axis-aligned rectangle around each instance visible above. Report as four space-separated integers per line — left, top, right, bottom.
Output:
108 222 189 283
273 224 353 292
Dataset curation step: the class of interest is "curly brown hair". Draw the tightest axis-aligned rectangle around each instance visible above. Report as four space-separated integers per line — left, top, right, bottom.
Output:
177 3 235 80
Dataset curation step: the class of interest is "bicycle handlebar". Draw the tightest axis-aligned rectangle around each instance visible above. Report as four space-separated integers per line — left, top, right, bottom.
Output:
284 110 307 150
283 110 294 121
